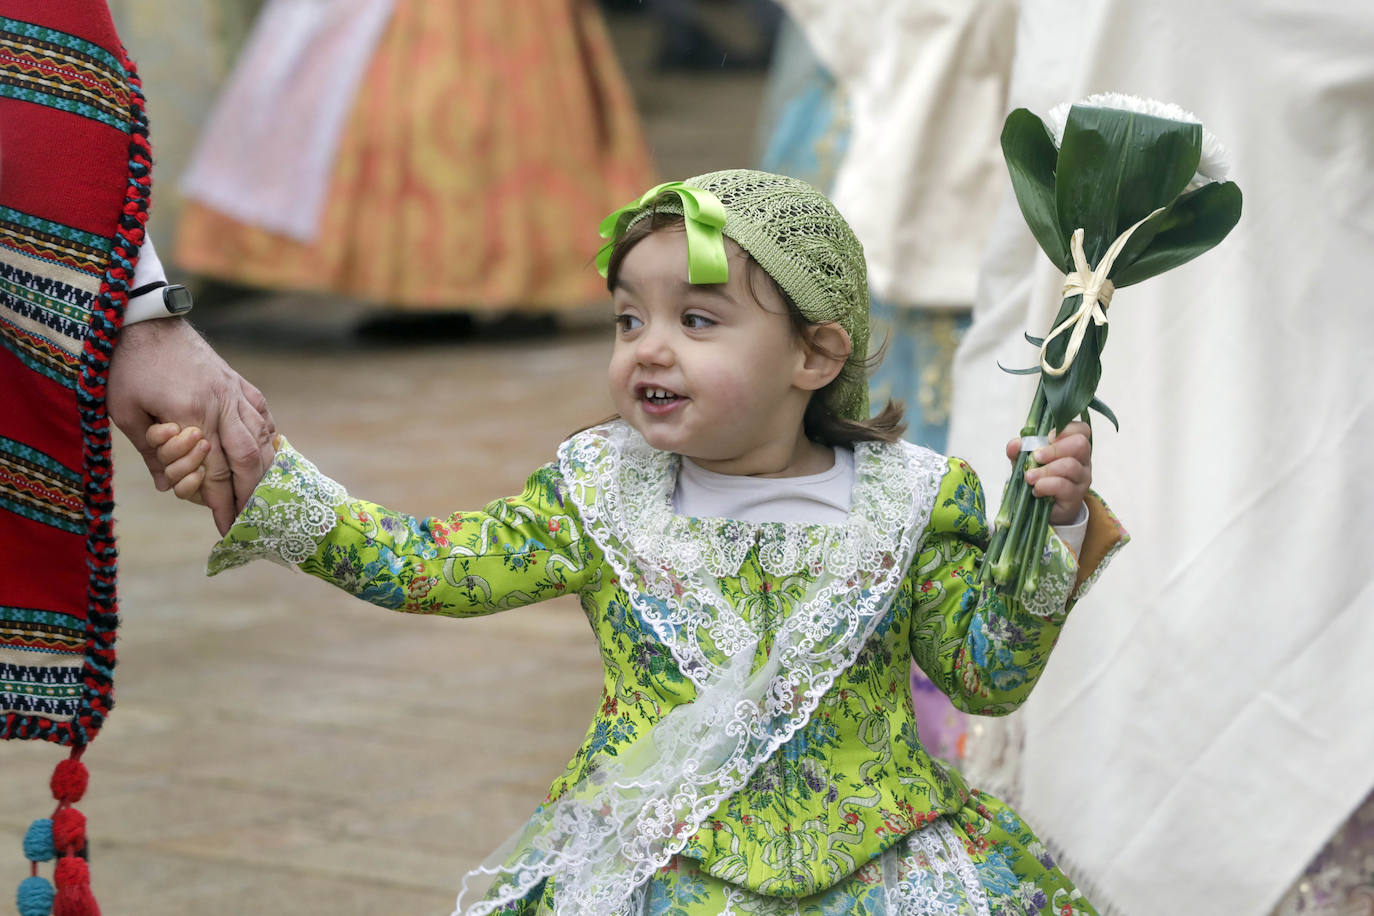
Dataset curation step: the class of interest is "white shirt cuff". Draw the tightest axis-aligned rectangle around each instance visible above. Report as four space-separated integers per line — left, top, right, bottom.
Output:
123 236 175 324
1051 501 1089 558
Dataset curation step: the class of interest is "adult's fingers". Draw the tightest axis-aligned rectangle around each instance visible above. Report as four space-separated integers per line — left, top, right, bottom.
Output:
198 427 237 536
241 376 273 429
222 391 275 515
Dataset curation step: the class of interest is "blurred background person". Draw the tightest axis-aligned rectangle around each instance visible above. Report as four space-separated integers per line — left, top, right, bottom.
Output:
105 0 265 263
944 1 1374 913
174 0 655 318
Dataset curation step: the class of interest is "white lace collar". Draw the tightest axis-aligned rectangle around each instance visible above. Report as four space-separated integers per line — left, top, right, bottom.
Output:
561 421 943 582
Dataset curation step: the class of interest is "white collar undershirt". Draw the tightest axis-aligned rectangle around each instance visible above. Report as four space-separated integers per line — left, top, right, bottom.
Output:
672 447 856 525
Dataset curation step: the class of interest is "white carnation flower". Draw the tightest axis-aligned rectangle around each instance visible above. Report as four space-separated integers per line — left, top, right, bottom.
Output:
1044 92 1230 190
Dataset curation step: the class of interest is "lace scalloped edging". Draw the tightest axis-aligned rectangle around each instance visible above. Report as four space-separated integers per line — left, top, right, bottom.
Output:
565 423 933 583
883 819 993 916
1020 528 1081 618
1071 535 1125 606
206 443 348 576
452 423 948 915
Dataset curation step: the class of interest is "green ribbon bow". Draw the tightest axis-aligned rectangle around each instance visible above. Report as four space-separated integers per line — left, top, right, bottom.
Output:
595 181 730 284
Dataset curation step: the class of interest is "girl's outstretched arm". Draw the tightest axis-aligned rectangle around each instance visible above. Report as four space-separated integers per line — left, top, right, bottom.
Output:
204 438 600 618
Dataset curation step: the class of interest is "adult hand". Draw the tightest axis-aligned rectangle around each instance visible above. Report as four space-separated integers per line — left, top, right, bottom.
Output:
107 318 275 534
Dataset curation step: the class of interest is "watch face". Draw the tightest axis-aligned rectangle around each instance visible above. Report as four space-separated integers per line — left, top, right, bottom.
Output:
163 284 194 314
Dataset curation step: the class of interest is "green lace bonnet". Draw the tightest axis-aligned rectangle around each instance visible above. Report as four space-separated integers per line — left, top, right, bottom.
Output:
597 169 871 423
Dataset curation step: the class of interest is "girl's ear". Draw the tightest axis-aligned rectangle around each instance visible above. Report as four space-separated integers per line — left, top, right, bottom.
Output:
795 322 851 392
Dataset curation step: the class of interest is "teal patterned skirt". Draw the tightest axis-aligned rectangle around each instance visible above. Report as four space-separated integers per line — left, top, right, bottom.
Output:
503 791 1096 916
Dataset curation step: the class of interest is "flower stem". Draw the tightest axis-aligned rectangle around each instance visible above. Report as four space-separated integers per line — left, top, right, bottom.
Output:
984 385 1047 590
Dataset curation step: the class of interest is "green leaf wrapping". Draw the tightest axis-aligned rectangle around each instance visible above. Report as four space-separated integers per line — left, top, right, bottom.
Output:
1111 181 1244 287
1001 109 1071 271
1056 106 1201 265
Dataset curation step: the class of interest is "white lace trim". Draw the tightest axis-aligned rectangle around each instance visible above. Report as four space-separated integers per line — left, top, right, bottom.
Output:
1020 530 1080 618
455 422 947 915
206 445 347 575
882 820 993 916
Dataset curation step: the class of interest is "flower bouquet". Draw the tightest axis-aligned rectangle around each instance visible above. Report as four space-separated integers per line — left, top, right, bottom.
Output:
980 93 1243 597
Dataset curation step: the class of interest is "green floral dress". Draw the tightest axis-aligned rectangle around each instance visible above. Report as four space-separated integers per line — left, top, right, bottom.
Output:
208 422 1126 915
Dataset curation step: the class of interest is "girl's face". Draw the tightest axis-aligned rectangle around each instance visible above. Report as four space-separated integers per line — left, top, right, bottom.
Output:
608 230 820 476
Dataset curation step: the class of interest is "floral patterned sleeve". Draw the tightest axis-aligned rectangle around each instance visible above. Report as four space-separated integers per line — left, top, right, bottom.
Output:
906 457 1127 716
207 439 598 616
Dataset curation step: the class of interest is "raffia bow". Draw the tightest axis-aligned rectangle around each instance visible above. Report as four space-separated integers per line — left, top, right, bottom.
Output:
1039 206 1165 377
595 181 730 284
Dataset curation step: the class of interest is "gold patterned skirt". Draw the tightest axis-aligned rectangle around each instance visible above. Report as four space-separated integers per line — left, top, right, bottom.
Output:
174 0 655 312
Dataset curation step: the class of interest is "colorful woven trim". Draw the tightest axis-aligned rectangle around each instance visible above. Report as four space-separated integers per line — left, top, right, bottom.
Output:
0 15 132 132
0 437 84 535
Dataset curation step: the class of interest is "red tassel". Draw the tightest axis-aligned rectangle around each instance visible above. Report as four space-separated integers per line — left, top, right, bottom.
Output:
53 882 100 916
53 856 100 916
51 759 89 804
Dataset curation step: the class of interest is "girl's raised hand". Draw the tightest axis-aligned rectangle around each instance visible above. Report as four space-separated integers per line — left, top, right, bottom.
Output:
146 422 211 505
1004 420 1092 526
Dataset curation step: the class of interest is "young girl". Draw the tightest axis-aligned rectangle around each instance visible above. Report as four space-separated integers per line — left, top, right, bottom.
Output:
153 170 1124 916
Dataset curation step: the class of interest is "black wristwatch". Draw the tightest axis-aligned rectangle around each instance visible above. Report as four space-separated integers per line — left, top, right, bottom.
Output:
127 280 193 317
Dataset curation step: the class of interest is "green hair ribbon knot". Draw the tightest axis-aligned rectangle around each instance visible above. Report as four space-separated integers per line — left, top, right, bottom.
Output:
595 181 729 284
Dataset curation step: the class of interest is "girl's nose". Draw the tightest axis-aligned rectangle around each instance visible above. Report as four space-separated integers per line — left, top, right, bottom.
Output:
635 326 674 366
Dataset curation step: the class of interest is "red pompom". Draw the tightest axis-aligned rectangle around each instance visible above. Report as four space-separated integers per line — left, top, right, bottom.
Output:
53 855 89 888
51 760 89 803
52 808 86 854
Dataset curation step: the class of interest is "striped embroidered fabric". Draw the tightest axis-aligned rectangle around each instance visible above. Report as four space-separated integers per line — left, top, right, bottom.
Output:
0 658 84 721
0 243 97 385
0 204 112 277
0 436 84 534
0 15 131 131
0 607 86 655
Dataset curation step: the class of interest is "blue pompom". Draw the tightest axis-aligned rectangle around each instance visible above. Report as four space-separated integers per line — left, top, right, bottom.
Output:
16 875 55 916
22 819 55 862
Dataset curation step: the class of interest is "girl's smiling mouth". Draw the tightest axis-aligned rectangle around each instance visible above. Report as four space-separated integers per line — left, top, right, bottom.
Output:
637 384 687 414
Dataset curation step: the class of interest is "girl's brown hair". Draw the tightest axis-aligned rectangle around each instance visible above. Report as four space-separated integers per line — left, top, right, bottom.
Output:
605 211 907 448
